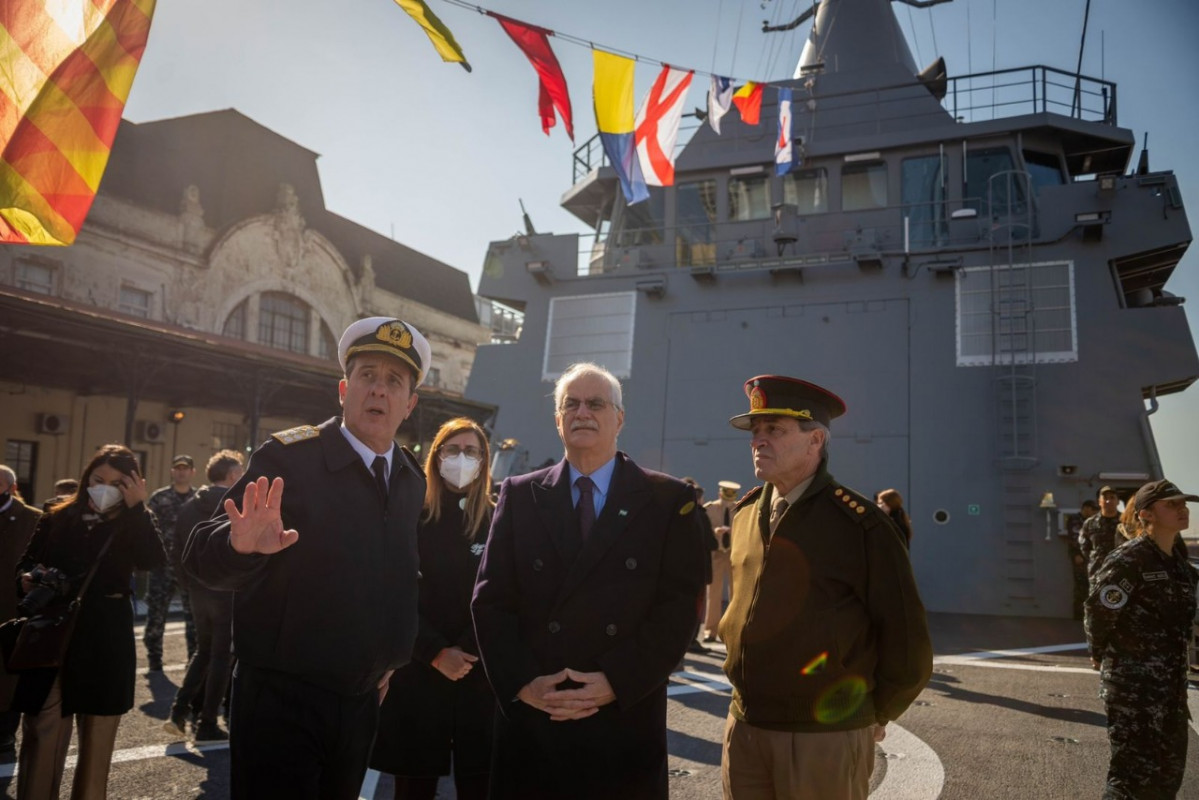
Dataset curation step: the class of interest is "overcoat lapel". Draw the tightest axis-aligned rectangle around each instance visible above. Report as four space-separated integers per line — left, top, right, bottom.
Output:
556 455 652 605
531 460 575 562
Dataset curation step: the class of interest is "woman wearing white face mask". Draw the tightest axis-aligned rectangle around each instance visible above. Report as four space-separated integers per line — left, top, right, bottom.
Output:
11 444 165 800
371 418 496 800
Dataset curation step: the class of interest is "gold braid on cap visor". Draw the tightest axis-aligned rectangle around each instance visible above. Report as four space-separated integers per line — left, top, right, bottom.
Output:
344 344 422 382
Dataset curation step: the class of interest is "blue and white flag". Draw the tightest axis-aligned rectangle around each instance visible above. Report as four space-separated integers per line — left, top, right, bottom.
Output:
708 75 734 134
775 87 794 175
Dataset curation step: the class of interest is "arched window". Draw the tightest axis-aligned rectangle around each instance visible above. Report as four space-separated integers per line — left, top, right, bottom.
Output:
222 299 247 339
259 292 309 354
318 321 337 362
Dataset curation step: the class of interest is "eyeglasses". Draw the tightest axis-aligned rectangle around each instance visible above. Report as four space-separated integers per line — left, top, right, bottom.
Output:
559 397 614 414
439 444 483 460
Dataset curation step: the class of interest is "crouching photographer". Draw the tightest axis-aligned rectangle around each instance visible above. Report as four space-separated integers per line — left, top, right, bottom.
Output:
8 445 165 800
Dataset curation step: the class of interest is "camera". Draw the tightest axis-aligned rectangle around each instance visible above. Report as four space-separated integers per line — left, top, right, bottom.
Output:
18 566 72 616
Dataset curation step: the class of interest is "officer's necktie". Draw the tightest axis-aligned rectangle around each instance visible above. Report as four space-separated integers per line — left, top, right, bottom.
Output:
372 456 389 507
769 495 789 535
723 506 731 527
575 476 596 541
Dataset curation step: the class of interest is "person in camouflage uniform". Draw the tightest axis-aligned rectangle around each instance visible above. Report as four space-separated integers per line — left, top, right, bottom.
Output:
1080 486 1122 585
1066 500 1097 621
1085 479 1198 800
144 455 198 670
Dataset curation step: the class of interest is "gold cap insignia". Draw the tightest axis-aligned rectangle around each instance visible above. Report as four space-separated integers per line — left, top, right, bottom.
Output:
749 384 766 410
376 322 413 350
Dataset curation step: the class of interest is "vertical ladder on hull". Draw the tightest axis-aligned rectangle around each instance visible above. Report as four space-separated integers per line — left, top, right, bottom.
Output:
988 170 1039 611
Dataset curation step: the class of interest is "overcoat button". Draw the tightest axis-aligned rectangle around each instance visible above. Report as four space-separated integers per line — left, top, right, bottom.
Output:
625 558 637 570
548 621 560 634
605 624 617 636
532 559 543 571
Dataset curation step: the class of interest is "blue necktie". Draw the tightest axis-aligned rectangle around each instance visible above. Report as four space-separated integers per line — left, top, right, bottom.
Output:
576 476 596 541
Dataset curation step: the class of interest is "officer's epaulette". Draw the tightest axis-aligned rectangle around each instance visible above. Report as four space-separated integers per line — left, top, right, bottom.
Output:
735 486 762 511
271 425 319 445
829 483 880 527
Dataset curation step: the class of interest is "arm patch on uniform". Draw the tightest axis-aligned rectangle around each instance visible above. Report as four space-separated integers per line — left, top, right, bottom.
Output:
679 500 696 516
271 425 319 445
1099 584 1129 609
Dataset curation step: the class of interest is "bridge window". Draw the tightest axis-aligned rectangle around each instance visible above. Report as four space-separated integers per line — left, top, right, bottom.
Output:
782 168 828 215
842 161 887 211
729 174 771 221
119 285 152 318
615 188 665 246
901 156 946 247
964 147 1025 217
1022 150 1065 196
676 179 718 266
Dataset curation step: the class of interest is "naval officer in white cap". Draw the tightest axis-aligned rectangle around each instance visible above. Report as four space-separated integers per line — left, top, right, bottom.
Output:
185 317 431 800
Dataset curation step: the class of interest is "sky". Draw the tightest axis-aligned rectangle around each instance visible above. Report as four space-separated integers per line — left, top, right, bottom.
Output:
120 0 1199 488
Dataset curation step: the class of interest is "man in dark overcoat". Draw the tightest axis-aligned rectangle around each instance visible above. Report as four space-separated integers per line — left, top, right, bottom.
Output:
472 362 707 800
0 465 41 755
185 317 430 800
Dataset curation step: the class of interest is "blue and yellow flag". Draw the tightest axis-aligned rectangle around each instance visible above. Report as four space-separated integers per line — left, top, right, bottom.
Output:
592 50 648 205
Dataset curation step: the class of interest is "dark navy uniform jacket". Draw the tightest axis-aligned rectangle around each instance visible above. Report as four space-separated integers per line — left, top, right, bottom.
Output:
1085 535 1197 690
471 452 707 800
184 416 424 696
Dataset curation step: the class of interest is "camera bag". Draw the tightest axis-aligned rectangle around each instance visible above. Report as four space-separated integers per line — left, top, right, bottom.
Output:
1 532 115 672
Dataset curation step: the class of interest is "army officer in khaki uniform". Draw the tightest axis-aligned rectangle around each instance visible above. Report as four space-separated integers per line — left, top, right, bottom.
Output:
719 375 932 800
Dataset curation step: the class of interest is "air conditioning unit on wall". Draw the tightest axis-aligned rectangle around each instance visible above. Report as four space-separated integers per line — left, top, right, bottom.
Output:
137 420 166 444
37 413 69 435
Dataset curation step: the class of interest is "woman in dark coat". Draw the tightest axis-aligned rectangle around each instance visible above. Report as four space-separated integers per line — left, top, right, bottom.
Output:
13 445 165 800
370 418 496 800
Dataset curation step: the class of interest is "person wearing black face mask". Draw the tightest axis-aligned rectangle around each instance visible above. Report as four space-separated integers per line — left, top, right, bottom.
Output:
0 465 41 758
370 418 496 800
12 445 165 800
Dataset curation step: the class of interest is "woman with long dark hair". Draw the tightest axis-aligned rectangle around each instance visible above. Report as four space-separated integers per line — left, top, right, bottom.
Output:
1085 479 1197 799
876 488 913 548
13 445 165 800
370 418 496 799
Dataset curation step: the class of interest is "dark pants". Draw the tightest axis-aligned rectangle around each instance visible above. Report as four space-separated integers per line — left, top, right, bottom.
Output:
170 585 233 726
230 663 379 800
1103 680 1189 799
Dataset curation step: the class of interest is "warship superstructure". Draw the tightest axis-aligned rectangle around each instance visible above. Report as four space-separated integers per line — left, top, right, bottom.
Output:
465 0 1195 617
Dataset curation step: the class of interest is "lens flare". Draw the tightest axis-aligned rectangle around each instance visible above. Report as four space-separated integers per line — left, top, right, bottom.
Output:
800 651 828 676
813 675 868 724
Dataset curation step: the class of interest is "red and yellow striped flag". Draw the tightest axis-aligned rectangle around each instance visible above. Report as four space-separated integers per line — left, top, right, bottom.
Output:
1 0 156 246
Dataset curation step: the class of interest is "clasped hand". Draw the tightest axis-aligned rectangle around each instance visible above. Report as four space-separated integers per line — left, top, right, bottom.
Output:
225 476 299 555
518 668 616 722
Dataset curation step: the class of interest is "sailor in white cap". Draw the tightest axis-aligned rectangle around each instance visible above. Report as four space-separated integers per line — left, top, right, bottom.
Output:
185 316 430 798
702 479 741 642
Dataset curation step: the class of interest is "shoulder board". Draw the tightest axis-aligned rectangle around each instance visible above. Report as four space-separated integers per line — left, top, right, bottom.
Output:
829 484 880 527
271 425 319 445
735 486 762 510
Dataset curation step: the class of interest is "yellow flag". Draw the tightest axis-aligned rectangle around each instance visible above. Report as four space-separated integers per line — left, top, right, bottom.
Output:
592 50 636 134
394 0 471 72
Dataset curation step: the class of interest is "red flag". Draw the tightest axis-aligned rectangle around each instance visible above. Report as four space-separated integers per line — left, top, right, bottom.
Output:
732 82 764 126
490 13 574 141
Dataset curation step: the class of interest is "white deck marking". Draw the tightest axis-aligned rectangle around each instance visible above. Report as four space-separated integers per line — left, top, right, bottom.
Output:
936 642 1088 661
874 722 946 800
934 642 1094 674
360 768 380 799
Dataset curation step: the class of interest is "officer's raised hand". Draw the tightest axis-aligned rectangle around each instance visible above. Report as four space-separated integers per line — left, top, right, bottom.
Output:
225 476 299 554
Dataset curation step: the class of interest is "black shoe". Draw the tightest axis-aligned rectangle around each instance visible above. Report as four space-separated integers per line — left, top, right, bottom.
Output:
147 657 163 672
194 721 229 745
687 642 711 654
702 634 717 643
163 710 188 739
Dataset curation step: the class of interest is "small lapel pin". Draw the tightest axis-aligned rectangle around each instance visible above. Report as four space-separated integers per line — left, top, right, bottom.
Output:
618 509 628 517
